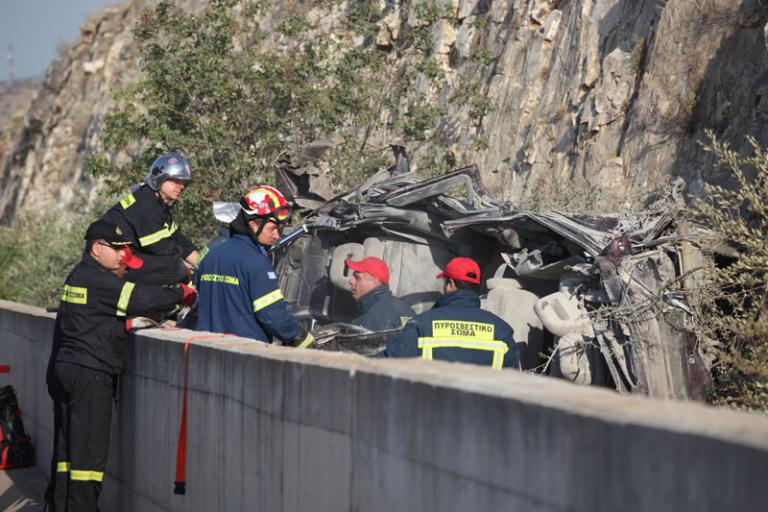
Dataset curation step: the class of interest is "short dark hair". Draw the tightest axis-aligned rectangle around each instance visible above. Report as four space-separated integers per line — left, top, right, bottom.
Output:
446 278 480 293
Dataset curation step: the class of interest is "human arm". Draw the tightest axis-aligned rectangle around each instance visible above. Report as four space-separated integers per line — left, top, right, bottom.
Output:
382 318 421 358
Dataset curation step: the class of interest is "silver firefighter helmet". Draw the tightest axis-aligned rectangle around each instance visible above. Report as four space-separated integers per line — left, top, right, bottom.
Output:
145 151 193 190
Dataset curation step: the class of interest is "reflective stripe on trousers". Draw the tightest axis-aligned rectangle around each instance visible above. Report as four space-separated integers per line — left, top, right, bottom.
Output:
417 337 509 370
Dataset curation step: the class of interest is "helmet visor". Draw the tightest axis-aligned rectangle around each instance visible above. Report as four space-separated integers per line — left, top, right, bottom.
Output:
273 205 292 223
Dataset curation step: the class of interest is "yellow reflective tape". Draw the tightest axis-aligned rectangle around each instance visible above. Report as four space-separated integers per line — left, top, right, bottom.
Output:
200 273 240 285
138 222 176 247
492 351 504 370
400 316 410 327
57 462 70 473
119 193 136 209
417 337 508 370
418 337 508 351
198 246 209 264
297 333 314 349
432 320 494 340
61 285 88 304
252 289 284 312
70 470 104 482
116 282 135 317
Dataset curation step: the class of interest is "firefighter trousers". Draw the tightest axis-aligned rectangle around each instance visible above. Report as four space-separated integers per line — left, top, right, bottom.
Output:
46 361 115 512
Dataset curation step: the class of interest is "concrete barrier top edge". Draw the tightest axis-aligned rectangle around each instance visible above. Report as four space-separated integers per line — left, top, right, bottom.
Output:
0 299 55 319
133 324 768 452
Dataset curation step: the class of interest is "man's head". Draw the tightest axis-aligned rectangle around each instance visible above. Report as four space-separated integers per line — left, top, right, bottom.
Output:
437 257 481 294
346 257 389 300
84 220 134 272
145 151 193 204
238 185 291 247
248 218 281 246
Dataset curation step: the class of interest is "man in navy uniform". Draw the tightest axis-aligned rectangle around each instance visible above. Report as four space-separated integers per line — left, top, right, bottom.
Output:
194 185 312 347
384 257 519 370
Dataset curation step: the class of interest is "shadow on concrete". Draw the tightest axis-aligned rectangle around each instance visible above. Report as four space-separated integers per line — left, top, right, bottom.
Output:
0 466 47 511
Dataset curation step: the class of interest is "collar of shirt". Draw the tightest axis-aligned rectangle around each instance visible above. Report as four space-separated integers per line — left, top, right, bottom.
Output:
433 289 480 309
358 284 392 314
231 233 268 256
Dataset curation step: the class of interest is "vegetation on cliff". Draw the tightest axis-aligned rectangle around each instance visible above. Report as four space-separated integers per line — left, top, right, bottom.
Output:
88 0 486 242
692 132 768 411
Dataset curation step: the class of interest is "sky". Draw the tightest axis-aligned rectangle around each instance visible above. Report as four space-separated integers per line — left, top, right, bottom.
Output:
1 0 121 81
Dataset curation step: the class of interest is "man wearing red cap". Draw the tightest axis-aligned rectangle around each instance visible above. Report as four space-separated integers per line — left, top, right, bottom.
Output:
384 257 519 370
346 257 415 331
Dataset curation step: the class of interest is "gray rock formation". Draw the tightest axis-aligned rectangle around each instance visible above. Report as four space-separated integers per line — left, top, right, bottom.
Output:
2 0 767 222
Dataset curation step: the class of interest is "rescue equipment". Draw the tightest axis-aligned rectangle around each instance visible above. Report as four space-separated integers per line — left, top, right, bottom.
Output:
0 380 35 469
172 332 234 495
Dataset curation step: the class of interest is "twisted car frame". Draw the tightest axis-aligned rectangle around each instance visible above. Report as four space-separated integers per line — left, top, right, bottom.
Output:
272 157 708 400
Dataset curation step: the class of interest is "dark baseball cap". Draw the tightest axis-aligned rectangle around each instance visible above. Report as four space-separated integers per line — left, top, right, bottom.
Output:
436 257 481 284
84 220 132 246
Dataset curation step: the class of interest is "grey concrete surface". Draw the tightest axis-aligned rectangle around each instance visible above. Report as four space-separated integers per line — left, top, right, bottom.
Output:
0 466 47 511
1 299 768 512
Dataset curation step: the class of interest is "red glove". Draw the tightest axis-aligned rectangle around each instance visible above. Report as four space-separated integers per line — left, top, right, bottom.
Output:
125 318 133 332
121 245 144 269
179 283 197 306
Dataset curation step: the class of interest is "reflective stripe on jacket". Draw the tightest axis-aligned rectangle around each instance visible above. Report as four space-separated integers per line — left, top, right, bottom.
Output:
384 289 519 370
194 234 300 343
51 254 183 374
101 185 197 259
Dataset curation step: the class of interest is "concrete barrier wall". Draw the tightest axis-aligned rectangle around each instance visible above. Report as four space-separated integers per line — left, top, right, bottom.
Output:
1 299 767 512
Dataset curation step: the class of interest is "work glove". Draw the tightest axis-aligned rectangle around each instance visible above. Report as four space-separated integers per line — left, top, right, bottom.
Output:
179 283 198 306
125 317 159 332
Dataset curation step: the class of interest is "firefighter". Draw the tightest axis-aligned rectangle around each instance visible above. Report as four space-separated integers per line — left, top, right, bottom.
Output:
346 256 415 331
384 257 519 370
45 219 196 512
101 151 200 286
194 185 313 347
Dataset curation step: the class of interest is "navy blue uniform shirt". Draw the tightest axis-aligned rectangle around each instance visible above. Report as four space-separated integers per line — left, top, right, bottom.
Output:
384 289 519 370
351 284 415 331
194 234 299 343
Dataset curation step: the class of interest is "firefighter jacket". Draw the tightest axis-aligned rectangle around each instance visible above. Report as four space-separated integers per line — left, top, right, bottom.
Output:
384 289 519 370
194 234 300 343
351 285 415 331
50 253 184 375
102 184 198 259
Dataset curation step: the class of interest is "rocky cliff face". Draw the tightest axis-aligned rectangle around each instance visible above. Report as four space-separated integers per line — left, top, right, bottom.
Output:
2 0 767 222
0 1 140 221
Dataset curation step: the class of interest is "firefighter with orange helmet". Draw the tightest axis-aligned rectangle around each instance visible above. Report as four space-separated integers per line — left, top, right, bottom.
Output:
193 185 312 346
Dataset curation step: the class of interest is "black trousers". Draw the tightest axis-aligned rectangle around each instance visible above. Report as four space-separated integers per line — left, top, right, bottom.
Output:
46 362 115 512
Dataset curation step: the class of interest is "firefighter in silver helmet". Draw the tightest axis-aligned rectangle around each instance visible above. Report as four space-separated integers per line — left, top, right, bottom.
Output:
100 151 200 286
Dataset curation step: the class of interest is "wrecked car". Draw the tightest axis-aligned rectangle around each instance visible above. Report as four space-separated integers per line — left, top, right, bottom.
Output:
259 148 706 400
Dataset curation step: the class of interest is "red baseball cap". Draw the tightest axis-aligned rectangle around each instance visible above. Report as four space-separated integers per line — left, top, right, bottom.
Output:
346 257 389 285
436 257 481 284
121 245 144 270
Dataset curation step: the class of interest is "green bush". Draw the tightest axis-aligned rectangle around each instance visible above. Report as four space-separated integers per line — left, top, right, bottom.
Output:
0 211 96 308
694 131 768 412
89 0 459 244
